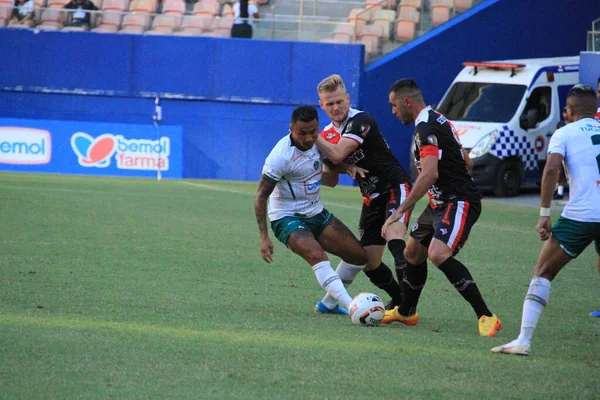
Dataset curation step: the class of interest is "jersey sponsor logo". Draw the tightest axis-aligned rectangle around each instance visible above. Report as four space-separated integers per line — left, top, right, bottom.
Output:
440 228 448 235
345 148 365 164
436 115 448 125
579 123 600 133
321 127 340 144
0 127 51 165
305 179 321 194
411 222 419 232
357 229 364 240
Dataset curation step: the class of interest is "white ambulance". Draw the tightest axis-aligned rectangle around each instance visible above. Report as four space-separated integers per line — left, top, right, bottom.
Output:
436 56 579 196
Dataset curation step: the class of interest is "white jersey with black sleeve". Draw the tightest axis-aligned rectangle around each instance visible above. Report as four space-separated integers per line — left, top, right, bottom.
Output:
547 117 600 222
262 134 325 221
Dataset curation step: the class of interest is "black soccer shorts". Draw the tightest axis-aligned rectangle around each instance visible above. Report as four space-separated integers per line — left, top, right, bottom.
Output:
410 200 481 254
358 183 412 247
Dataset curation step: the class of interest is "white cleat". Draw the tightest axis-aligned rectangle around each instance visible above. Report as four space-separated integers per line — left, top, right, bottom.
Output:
491 340 531 356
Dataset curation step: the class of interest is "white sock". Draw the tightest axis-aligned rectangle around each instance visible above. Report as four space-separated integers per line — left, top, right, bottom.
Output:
517 277 551 344
320 261 366 308
557 186 564 195
312 261 353 309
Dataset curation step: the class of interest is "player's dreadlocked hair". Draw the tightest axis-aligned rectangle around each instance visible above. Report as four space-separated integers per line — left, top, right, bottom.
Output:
317 74 346 93
291 105 319 124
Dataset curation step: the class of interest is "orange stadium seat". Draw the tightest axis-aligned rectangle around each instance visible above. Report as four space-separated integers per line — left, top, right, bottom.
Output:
454 0 472 12
357 38 377 57
36 8 63 29
161 0 184 15
193 0 218 16
364 0 382 19
145 14 179 34
429 0 452 26
129 0 156 13
91 11 123 32
332 22 356 43
211 16 233 37
348 8 368 36
0 6 11 27
397 0 422 14
48 0 69 8
118 12 147 33
173 15 204 35
360 22 383 46
102 0 126 11
373 9 395 40
395 7 419 41
221 3 234 17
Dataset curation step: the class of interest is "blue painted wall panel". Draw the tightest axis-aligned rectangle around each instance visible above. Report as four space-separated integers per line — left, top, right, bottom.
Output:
131 36 216 98
289 42 363 107
211 39 293 102
579 52 600 89
0 30 132 94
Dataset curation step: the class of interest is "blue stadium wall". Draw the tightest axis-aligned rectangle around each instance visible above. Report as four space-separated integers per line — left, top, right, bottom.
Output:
0 30 363 183
363 0 600 172
579 52 600 89
1 0 598 181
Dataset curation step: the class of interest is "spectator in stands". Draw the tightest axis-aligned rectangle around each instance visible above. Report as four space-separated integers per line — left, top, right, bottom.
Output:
8 0 34 27
63 0 98 29
231 0 259 38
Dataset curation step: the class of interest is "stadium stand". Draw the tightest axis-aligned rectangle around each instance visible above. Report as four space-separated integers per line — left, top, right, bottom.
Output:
0 0 481 61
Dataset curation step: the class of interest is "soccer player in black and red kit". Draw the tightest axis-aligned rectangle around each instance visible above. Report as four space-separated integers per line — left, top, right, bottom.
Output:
313 74 413 313
382 78 501 336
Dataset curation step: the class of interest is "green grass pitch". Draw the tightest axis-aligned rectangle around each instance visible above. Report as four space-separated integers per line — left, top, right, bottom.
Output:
1 172 598 399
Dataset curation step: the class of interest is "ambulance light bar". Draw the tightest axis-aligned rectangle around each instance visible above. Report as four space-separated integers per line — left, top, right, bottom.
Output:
462 61 526 77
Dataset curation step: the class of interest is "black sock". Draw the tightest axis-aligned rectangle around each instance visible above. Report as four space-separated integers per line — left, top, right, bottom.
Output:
364 262 403 306
398 261 427 316
387 239 407 284
438 257 492 318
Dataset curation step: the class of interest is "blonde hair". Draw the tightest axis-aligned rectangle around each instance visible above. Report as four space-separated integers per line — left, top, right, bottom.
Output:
317 74 346 93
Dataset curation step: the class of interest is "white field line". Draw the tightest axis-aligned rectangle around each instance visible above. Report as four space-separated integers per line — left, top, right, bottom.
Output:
178 180 359 210
178 181 531 234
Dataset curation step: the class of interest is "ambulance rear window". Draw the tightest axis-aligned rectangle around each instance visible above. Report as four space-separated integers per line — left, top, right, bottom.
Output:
437 82 527 123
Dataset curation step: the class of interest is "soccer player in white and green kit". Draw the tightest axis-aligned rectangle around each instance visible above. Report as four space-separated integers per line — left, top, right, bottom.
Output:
254 105 368 313
492 84 600 356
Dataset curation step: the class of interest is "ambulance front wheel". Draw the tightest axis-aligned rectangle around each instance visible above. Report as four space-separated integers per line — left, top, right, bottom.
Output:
493 160 522 197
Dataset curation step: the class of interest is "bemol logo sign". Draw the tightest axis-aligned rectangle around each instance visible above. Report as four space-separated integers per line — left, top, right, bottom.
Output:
71 132 170 171
0 127 52 164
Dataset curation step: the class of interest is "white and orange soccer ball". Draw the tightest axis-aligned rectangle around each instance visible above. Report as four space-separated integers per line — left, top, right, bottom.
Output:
348 292 385 326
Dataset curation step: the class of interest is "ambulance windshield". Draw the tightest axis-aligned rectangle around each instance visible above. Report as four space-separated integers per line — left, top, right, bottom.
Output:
437 82 527 123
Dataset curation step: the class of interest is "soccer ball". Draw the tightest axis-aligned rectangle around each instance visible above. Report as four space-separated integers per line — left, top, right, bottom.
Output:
348 292 385 326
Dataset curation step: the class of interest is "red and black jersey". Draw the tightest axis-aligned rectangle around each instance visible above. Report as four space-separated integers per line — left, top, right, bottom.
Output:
335 110 411 198
413 106 481 203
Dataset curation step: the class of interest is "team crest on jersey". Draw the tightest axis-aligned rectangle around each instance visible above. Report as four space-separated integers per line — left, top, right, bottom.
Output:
313 160 320 170
440 228 448 235
427 135 438 146
344 121 353 133
360 124 371 136
414 134 421 149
